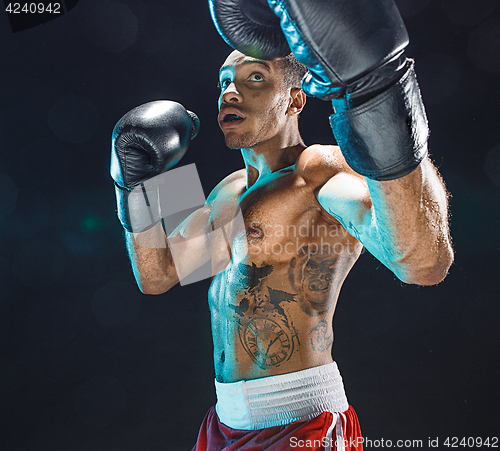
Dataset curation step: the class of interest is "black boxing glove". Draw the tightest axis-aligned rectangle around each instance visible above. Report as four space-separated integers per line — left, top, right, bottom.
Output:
110 101 200 232
209 0 429 181
208 0 289 60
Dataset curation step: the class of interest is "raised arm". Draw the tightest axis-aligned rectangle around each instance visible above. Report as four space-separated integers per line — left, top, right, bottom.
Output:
364 158 452 284
318 156 453 286
110 100 201 294
125 204 212 294
208 0 453 284
125 224 176 295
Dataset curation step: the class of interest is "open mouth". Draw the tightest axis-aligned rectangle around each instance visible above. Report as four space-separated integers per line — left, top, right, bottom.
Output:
219 111 245 129
223 113 244 122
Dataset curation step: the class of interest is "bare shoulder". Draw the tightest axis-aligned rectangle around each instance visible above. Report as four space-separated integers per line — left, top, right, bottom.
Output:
297 145 371 217
295 144 361 187
206 169 246 205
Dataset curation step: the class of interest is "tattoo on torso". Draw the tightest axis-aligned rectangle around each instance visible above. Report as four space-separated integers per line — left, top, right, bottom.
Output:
224 246 338 369
230 262 300 369
309 319 333 352
289 244 337 316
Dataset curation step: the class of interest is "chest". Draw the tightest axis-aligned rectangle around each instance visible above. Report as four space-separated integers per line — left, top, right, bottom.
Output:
210 170 319 240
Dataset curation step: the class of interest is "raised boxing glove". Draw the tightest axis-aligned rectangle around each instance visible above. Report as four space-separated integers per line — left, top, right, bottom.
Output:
110 101 200 232
209 0 429 181
209 0 289 60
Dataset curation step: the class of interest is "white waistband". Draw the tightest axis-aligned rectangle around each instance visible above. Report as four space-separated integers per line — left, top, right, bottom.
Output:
215 362 349 430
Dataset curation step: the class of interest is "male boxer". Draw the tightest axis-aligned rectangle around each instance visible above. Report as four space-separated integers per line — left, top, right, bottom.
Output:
111 0 453 449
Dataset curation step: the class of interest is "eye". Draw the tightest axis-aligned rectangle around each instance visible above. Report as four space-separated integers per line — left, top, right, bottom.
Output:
249 73 264 82
218 78 231 90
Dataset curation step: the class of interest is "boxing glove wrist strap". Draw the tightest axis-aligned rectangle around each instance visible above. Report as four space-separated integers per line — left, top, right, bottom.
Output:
115 182 161 233
330 60 429 181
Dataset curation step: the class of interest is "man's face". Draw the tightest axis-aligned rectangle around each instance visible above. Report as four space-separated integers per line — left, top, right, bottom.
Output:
218 51 290 150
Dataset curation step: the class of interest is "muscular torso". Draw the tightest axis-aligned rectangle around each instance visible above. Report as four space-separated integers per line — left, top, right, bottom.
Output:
206 146 363 383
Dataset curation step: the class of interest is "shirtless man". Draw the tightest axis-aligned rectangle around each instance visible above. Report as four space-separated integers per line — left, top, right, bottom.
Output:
110 0 453 449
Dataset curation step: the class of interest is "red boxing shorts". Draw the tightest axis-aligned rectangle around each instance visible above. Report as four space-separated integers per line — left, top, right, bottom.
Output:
192 363 363 451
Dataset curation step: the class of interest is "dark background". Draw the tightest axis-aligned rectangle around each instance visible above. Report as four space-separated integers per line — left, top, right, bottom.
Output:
1 0 499 449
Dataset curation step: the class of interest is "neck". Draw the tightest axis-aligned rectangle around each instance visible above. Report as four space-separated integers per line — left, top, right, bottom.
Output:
241 129 306 188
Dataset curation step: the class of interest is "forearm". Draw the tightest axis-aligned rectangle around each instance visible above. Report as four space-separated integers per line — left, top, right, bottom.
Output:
125 223 179 295
110 100 200 294
366 157 453 285
124 204 213 293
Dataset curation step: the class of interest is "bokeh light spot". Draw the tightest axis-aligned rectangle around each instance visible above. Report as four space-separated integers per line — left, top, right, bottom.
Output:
3 190 51 238
467 19 500 73
58 190 113 257
20 139 71 187
442 0 496 27
48 95 99 144
134 3 175 54
83 0 138 53
81 214 101 232
13 240 66 289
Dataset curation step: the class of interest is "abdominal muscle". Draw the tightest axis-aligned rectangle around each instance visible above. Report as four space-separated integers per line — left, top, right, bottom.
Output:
205 154 363 382
208 235 361 383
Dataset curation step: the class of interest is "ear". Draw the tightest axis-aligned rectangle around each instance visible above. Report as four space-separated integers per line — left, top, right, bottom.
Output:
287 88 306 116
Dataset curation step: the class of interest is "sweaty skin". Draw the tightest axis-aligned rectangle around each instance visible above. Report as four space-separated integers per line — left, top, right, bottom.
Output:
206 153 362 382
125 51 453 384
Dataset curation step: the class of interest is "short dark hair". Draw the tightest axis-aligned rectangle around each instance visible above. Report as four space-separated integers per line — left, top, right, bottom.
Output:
279 53 307 89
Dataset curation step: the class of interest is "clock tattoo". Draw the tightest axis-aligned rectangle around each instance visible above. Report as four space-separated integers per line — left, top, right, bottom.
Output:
241 317 294 368
233 262 299 369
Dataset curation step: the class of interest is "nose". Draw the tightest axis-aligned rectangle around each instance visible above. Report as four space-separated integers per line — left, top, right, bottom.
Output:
220 82 243 106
